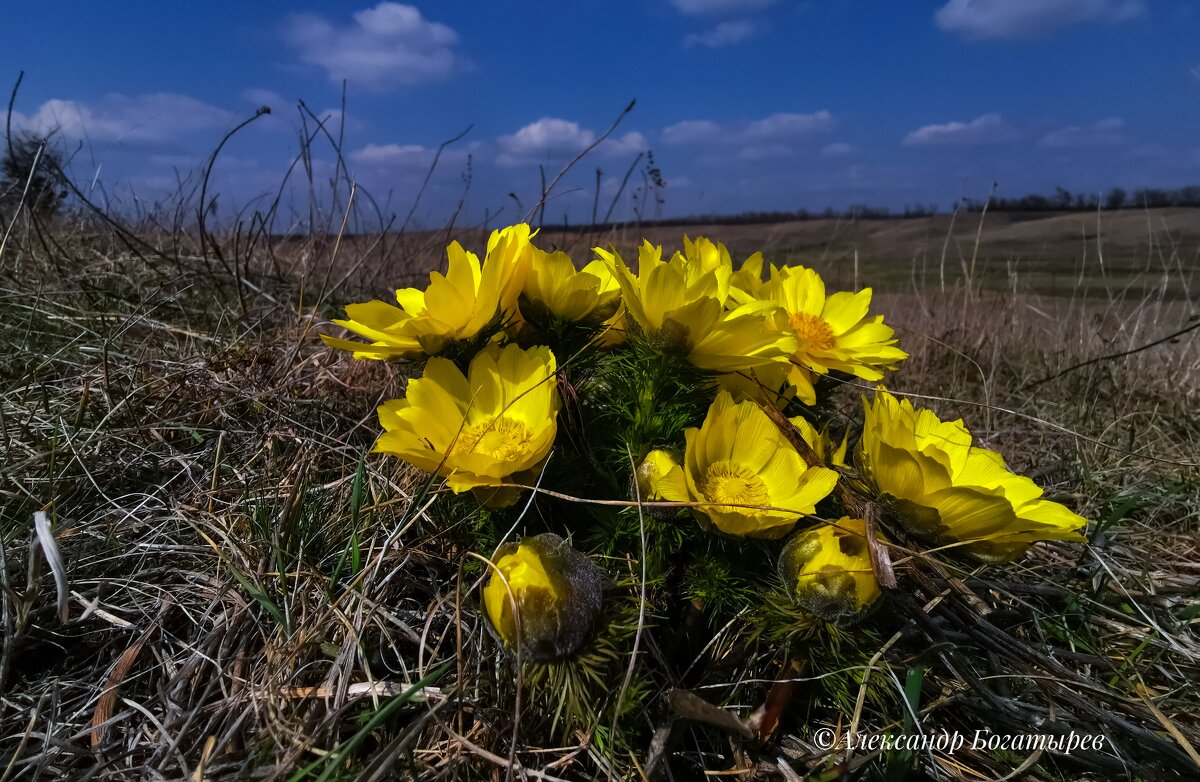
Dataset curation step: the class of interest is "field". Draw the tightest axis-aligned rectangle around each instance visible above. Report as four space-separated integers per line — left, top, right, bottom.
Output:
2 206 1199 780
545 207 1200 295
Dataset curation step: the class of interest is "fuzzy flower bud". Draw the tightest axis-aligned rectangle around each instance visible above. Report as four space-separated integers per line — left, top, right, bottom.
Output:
779 517 881 621
481 533 604 661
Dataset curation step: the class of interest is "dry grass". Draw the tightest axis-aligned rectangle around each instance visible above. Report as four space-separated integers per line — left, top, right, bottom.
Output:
1 205 1198 781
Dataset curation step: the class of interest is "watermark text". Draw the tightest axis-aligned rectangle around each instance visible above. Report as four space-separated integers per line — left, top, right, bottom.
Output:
812 728 1105 755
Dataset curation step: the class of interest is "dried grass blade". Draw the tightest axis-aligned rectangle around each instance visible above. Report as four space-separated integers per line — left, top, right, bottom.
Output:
32 511 68 622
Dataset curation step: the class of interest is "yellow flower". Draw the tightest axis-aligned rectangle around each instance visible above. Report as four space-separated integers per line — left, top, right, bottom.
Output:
642 391 839 538
598 242 795 372
374 343 559 504
758 265 906 404
859 389 1087 561
322 224 533 359
729 250 765 305
636 448 688 503
520 246 621 325
482 533 604 660
678 235 733 302
676 236 769 307
707 374 850 466
779 517 881 620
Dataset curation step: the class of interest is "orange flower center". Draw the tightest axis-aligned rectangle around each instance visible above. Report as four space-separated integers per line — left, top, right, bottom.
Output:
788 312 836 351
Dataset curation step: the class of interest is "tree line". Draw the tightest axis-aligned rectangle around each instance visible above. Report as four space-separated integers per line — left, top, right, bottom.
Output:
567 185 1200 232
962 185 1200 213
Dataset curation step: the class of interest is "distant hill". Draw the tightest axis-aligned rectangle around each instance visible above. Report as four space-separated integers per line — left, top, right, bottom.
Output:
533 207 1200 295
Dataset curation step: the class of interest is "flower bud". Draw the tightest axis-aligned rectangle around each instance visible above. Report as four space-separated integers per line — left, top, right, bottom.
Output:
779 518 881 621
636 449 688 517
481 533 604 661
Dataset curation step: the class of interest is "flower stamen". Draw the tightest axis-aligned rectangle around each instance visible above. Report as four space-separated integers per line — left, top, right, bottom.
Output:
453 417 534 462
788 312 836 351
702 460 771 508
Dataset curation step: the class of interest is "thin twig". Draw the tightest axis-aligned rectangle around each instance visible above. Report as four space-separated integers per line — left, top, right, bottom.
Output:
609 447 649 780
529 99 636 224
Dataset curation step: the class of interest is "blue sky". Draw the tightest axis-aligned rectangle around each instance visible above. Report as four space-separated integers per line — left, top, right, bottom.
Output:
5 0 1200 226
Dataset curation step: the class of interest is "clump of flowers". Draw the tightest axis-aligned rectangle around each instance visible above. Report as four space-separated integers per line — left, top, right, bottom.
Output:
323 224 1089 736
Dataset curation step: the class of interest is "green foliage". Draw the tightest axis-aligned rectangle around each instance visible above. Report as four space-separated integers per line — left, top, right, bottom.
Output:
515 304 612 360
751 584 897 716
577 333 713 475
327 452 368 595
247 479 337 574
582 507 686 585
682 539 771 618
681 553 750 614
518 595 648 743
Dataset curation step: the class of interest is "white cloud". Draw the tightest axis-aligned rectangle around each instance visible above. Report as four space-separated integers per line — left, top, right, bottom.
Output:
1038 117 1125 148
683 20 757 48
743 111 834 139
821 142 858 157
669 0 774 15
282 3 464 88
241 88 287 109
11 93 233 144
902 113 1016 146
935 0 1145 40
661 119 723 145
350 142 437 169
604 131 651 157
663 111 834 155
500 118 593 158
495 118 647 167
